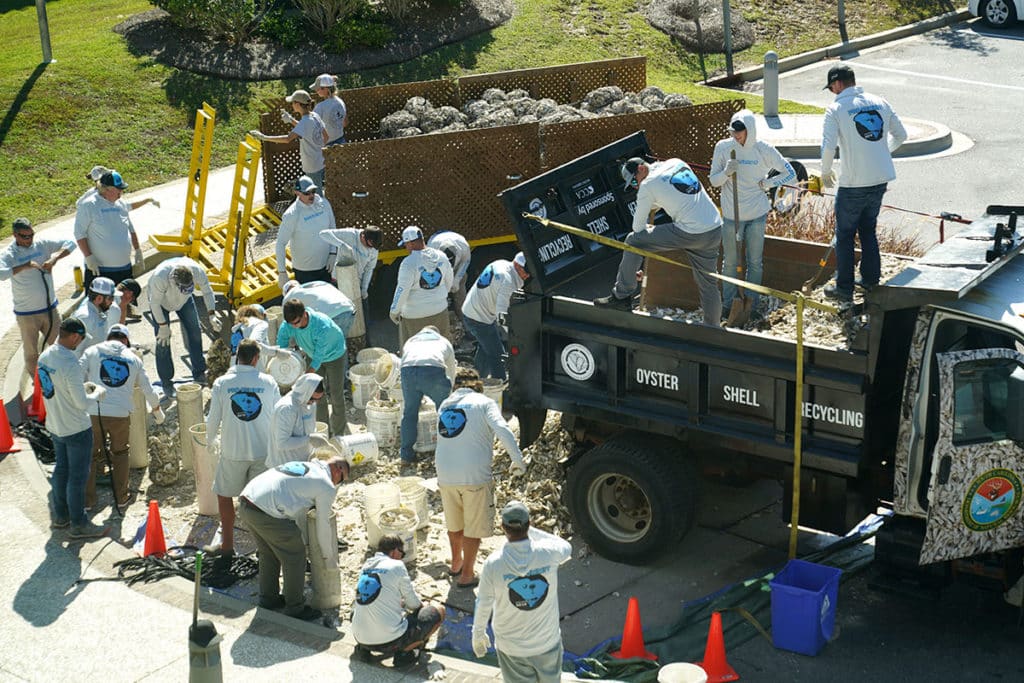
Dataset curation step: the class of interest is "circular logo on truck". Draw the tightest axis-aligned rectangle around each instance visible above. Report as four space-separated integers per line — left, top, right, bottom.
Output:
560 343 595 381
961 469 1022 532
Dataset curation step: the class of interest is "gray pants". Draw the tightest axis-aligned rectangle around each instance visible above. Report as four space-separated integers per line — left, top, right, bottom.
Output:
399 309 451 346
317 354 348 437
238 500 307 615
613 223 722 327
496 642 564 683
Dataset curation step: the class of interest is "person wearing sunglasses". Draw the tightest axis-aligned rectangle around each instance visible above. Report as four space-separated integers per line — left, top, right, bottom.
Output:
250 89 329 194
275 175 336 290
72 276 120 358
0 217 75 377
147 257 221 398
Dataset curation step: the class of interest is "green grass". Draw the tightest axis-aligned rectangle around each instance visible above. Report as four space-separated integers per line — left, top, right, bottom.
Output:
0 0 952 233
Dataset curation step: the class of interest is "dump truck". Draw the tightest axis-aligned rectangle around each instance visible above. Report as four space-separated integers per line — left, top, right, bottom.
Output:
499 132 1024 590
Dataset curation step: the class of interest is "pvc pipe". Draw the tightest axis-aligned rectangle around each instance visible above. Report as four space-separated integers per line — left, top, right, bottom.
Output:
265 306 282 347
189 424 219 516
336 260 365 338
177 382 203 471
129 383 149 469
306 507 341 609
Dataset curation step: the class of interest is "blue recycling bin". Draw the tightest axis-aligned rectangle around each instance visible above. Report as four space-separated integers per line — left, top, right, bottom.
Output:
769 559 842 656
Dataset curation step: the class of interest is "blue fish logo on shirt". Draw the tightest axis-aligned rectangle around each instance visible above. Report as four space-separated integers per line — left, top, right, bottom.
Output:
508 574 550 610
38 367 55 399
669 167 701 195
438 408 468 438
419 267 442 290
854 110 885 142
277 462 309 477
230 391 263 421
100 358 131 388
356 571 383 604
230 328 244 355
476 265 495 289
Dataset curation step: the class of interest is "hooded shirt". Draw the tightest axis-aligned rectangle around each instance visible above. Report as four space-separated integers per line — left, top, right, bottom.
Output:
390 246 453 320
266 373 321 468
400 326 457 385
37 342 92 438
80 340 159 418
461 259 524 326
73 192 135 270
282 280 355 321
276 194 335 272
73 297 121 358
709 109 797 222
472 527 572 657
276 310 345 371
240 459 338 561
351 552 422 646
229 318 271 372
207 364 279 462
631 159 722 235
318 228 378 299
434 387 525 487
147 257 216 323
426 231 472 289
821 86 907 188
0 236 76 315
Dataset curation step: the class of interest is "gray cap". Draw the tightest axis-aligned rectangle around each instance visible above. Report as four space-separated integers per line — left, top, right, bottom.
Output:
501 500 530 527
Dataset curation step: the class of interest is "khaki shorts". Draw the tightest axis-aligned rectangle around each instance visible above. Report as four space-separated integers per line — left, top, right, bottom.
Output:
212 459 267 498
439 483 494 538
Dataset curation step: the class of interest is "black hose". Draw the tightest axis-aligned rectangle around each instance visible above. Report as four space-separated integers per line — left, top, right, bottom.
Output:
95 401 122 519
74 546 257 588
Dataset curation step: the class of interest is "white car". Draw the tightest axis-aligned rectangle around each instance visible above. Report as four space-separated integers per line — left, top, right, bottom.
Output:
970 0 1022 27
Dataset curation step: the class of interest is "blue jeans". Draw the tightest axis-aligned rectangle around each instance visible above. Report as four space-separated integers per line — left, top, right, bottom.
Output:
153 298 206 393
400 366 452 462
721 214 767 311
51 427 94 526
333 311 355 336
463 314 506 380
307 168 326 197
834 184 886 293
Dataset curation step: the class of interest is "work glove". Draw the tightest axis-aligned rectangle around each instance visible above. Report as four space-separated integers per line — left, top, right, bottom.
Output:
821 169 837 189
151 406 166 424
84 254 100 276
758 178 773 192
208 311 222 333
133 247 144 269
84 382 106 400
280 110 294 124
723 158 738 176
249 129 267 141
276 347 294 360
278 271 289 291
472 634 490 658
150 198 161 209
511 461 527 477
156 325 172 347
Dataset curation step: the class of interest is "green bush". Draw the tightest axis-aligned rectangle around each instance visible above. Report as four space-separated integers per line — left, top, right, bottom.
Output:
379 0 413 23
257 8 306 48
153 0 268 43
293 0 363 35
328 5 394 51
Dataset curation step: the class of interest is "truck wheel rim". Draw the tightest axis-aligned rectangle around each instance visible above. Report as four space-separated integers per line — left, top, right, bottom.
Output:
586 473 652 543
988 0 1008 22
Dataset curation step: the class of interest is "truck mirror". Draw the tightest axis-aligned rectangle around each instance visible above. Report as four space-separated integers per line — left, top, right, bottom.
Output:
1006 366 1024 442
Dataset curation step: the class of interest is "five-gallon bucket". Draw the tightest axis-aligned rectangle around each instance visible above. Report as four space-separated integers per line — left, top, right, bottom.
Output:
331 433 379 467
356 347 389 365
364 482 401 549
396 476 430 530
412 398 437 454
482 378 507 410
657 663 707 683
770 559 841 656
267 349 305 389
374 353 402 390
349 363 378 409
376 506 418 565
365 399 401 450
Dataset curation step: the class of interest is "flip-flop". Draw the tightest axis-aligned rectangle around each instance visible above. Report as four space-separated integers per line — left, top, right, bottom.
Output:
456 577 479 589
447 565 463 576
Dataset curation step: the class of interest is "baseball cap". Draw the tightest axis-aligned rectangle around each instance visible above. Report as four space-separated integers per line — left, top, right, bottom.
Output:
107 324 131 341
620 157 646 191
309 74 336 90
89 277 116 296
100 171 127 190
13 217 32 231
501 501 530 527
285 89 313 104
513 252 526 268
397 225 423 246
823 64 855 89
86 165 110 181
118 278 141 298
60 317 87 335
728 119 746 133
295 175 319 194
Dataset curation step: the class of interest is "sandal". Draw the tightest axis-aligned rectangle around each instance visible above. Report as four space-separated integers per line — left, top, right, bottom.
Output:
447 565 463 576
456 577 479 589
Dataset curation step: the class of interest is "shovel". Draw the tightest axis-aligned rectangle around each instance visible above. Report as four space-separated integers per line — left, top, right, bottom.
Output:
725 151 752 327
801 236 836 294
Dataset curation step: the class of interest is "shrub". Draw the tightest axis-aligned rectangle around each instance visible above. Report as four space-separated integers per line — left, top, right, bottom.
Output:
293 0 363 35
328 5 394 51
257 8 306 47
153 0 269 43
379 0 414 23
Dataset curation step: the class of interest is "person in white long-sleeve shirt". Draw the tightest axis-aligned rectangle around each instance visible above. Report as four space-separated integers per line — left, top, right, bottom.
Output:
39 317 108 539
205 340 281 559
73 277 120 358
318 225 382 304
238 456 349 620
461 252 529 380
435 368 526 588
351 535 446 667
472 501 572 683
266 373 328 468
426 230 472 312
390 226 454 345
0 217 75 375
281 279 355 335
73 170 143 288
275 176 336 288
80 324 161 511
819 64 906 302
398 325 456 463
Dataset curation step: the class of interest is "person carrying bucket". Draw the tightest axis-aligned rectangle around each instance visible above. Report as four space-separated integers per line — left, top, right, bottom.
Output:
398 325 456 465
461 252 530 381
266 373 331 468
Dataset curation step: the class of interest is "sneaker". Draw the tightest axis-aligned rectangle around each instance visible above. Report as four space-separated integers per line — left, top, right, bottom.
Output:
286 605 323 622
68 521 108 539
116 492 136 513
855 278 878 292
212 552 235 572
201 543 227 557
593 294 633 309
259 594 286 610
51 518 70 529
392 649 419 667
352 644 374 662
823 284 853 303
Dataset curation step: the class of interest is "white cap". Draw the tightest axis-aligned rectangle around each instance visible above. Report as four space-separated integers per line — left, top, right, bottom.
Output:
86 165 110 181
513 252 526 268
89 277 115 296
398 226 423 246
309 73 337 89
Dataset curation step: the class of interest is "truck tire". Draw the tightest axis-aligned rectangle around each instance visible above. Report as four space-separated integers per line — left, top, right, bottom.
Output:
566 434 696 564
981 0 1016 27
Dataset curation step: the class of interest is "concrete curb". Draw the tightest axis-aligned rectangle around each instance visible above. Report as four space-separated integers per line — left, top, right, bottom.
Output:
773 117 953 159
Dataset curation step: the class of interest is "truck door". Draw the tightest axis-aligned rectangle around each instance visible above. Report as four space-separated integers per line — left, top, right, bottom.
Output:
919 349 1024 564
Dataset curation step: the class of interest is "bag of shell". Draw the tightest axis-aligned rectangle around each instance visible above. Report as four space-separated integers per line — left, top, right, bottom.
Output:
15 419 55 464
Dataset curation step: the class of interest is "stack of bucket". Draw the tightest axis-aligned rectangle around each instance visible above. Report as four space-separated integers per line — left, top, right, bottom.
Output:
364 482 400 549
349 364 378 409
412 398 437 454
365 399 400 449
376 506 418 565
396 476 430 530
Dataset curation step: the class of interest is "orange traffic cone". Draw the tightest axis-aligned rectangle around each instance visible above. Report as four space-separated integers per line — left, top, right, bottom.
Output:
143 500 167 557
0 400 20 454
610 596 657 660
697 611 739 682
27 370 46 423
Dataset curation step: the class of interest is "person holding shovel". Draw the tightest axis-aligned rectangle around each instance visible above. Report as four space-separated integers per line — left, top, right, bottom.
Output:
709 110 796 324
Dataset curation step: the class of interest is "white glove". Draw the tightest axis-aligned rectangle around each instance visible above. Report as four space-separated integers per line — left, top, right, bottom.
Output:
280 110 294 124
84 382 106 400
758 178 773 192
276 347 293 360
511 461 527 477
156 325 172 347
151 407 166 424
278 271 289 291
821 169 837 189
472 634 490 658
209 312 222 333
249 129 267 141
133 248 144 269
723 159 738 176
84 254 100 276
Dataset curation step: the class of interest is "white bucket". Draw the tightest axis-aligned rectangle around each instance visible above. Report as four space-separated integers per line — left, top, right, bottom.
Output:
413 398 437 454
365 399 401 450
356 347 389 365
657 663 708 683
482 378 507 410
331 433 379 467
349 363 378 409
364 482 401 549
396 476 430 530
376 506 418 565
315 421 329 435
267 349 305 389
374 353 402 389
